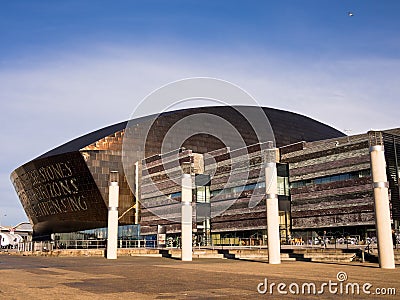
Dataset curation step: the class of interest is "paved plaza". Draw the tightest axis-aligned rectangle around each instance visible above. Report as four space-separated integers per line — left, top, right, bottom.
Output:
0 255 399 299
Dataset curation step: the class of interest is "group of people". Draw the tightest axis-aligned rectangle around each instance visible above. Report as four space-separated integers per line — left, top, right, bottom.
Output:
286 230 399 249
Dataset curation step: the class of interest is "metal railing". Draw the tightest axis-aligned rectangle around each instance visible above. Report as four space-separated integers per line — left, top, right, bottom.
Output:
5 235 398 253
3 239 158 252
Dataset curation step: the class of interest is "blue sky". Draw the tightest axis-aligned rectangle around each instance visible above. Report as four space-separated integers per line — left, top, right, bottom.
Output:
1 1 400 224
2 1 399 64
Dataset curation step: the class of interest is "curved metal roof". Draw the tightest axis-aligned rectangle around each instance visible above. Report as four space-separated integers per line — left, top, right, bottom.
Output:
37 106 344 159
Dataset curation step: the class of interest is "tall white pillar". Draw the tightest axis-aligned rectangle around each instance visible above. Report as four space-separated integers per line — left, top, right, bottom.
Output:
181 174 193 261
370 145 395 269
265 148 281 264
107 171 119 260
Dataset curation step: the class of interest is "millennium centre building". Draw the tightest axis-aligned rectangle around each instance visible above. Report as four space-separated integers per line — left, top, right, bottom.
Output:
10 106 400 243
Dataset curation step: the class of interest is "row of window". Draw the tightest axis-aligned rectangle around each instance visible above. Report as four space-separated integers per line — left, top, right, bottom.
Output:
210 182 265 198
166 169 367 199
290 169 371 188
166 177 291 200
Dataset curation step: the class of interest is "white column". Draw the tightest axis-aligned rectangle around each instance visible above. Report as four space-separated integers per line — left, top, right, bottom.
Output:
265 149 281 264
181 174 193 261
107 171 119 260
370 145 395 269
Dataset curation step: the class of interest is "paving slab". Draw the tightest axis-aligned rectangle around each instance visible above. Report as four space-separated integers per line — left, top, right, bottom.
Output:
0 255 399 299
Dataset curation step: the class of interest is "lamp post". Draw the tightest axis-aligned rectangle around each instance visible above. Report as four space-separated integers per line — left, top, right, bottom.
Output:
134 161 140 225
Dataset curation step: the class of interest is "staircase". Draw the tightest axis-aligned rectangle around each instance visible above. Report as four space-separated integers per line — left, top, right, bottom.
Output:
159 248 224 259
217 248 357 263
363 248 400 264
282 248 357 263
217 249 295 261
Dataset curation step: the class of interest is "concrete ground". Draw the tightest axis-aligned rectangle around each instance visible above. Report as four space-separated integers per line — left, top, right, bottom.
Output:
0 255 399 299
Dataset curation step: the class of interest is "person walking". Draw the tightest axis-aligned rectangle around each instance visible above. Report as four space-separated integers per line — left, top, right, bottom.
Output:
322 231 327 249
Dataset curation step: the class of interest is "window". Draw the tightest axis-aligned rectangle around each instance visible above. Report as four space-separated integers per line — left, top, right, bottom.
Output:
291 170 371 188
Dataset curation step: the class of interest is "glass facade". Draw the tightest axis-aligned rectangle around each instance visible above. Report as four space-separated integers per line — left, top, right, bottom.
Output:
383 132 400 224
195 174 211 246
53 224 140 249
